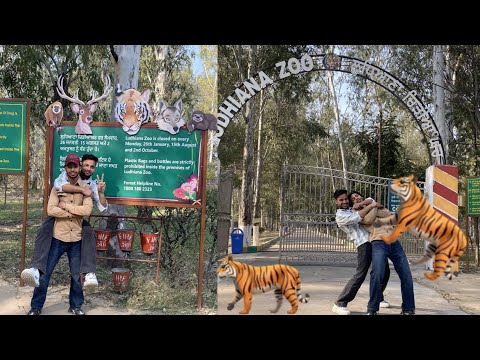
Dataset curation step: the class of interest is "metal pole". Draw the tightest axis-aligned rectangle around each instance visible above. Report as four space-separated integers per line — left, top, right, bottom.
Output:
466 213 469 272
197 130 208 309
19 99 31 287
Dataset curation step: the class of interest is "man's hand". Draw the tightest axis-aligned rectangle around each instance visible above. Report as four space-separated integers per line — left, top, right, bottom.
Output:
355 198 373 209
82 187 93 197
352 202 364 210
58 201 66 210
96 174 106 194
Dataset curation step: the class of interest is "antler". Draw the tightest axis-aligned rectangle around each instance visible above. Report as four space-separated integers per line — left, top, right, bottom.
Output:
56 75 86 106
87 75 112 105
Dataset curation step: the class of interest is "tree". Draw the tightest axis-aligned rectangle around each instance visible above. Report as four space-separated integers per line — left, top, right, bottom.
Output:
106 45 142 258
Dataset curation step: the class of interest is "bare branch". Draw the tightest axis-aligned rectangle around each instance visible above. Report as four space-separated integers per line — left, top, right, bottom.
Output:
86 75 112 105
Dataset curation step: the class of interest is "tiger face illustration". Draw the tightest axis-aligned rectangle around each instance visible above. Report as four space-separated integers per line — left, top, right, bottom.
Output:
115 87 151 136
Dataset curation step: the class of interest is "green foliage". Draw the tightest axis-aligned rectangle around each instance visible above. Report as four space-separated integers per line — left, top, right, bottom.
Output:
0 45 112 129
140 45 197 115
447 45 480 177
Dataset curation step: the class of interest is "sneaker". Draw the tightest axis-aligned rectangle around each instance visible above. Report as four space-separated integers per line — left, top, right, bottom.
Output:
380 300 390 308
27 309 41 315
83 272 98 291
68 308 85 315
366 311 377 315
400 310 415 315
21 268 40 287
332 304 351 315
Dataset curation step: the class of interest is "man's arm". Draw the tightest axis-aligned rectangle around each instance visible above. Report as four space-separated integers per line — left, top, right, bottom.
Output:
90 180 108 212
336 210 361 226
47 188 74 218
63 187 93 216
54 171 92 197
361 205 379 225
357 203 378 219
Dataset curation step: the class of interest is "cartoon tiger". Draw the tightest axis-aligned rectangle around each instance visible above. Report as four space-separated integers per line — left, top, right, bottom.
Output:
217 255 310 314
114 86 151 136
376 175 467 281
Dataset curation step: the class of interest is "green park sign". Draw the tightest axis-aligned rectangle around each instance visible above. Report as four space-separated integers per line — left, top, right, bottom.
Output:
467 177 480 216
0 100 29 174
50 122 206 206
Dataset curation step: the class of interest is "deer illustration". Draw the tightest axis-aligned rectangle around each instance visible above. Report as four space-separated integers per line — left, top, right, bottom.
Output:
56 75 112 135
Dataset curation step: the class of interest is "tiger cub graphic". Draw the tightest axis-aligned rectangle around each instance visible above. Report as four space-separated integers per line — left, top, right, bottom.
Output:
217 255 310 314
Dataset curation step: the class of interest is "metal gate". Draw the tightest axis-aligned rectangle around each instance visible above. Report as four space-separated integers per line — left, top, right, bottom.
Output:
279 165 425 265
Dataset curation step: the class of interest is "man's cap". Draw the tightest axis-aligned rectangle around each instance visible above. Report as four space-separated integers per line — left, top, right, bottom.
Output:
64 153 80 166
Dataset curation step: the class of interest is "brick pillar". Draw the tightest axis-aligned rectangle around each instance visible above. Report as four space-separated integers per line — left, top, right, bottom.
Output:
425 165 459 271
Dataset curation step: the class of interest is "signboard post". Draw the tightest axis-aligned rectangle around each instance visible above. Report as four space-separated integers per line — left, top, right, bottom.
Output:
0 99 30 285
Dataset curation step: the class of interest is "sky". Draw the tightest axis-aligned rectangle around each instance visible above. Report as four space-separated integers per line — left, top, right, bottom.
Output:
191 45 203 78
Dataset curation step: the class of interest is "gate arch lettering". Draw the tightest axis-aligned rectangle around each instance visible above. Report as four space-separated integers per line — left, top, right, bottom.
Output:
216 53 445 165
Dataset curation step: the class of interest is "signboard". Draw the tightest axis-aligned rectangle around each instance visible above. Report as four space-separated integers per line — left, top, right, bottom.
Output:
0 100 28 174
467 177 480 216
49 122 206 206
387 180 401 213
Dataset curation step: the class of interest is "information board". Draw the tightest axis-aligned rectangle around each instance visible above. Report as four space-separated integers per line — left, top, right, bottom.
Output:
467 177 480 216
0 100 28 174
50 122 206 206
387 180 401 213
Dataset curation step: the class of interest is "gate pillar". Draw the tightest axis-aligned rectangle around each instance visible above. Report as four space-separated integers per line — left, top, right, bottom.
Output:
425 165 459 271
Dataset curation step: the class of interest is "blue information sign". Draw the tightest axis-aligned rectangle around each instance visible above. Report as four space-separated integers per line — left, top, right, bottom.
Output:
387 180 401 213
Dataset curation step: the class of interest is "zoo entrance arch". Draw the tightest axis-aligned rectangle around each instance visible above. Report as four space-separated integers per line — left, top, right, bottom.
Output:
216 52 445 165
216 52 445 262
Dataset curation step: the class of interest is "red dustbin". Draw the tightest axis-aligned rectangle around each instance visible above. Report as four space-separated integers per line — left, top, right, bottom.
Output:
93 218 112 251
112 268 130 292
140 221 158 255
116 219 136 252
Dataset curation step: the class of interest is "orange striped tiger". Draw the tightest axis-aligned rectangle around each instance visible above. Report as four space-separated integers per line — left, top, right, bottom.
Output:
377 175 467 281
217 255 310 314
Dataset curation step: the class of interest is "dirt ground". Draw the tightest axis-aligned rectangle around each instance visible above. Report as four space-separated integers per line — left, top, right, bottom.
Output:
0 277 215 315
2 268 480 315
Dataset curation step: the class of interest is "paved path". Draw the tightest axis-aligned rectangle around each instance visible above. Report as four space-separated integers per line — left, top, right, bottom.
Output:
217 246 472 315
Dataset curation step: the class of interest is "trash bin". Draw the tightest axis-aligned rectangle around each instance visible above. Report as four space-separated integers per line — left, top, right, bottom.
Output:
231 228 244 254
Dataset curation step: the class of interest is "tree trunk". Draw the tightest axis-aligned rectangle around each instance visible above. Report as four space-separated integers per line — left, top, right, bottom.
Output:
238 45 257 247
216 169 234 254
154 45 168 101
433 45 447 164
377 110 382 177
109 45 142 121
253 89 266 246
107 45 142 262
327 69 348 188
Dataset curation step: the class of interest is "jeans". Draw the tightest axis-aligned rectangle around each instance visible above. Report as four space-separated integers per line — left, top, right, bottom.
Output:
336 242 390 307
30 217 96 274
31 238 84 311
368 240 415 312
